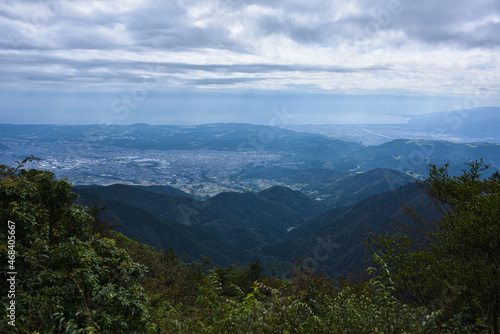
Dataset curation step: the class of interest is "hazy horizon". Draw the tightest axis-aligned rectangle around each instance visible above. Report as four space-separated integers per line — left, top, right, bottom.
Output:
1 105 498 127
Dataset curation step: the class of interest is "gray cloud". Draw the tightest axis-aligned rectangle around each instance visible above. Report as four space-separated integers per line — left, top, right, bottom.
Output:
360 0 500 49
186 77 263 86
243 0 500 48
134 26 242 51
2 0 499 51
256 14 345 44
0 48 393 92
0 0 499 98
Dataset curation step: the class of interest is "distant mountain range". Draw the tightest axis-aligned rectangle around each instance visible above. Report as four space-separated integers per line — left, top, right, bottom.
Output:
407 106 500 141
0 122 363 161
283 106 500 145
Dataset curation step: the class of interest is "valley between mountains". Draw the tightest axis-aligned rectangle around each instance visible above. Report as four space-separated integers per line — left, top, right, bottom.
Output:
74 168 432 277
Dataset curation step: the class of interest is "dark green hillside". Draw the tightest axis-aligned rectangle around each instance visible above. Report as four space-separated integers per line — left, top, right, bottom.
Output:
80 197 246 265
237 166 348 185
77 179 429 277
75 184 202 224
258 185 325 216
132 184 194 197
266 182 433 277
75 183 324 262
314 168 415 208
200 186 325 249
74 173 422 273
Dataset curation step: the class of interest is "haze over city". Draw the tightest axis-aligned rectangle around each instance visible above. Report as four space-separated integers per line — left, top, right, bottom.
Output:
1 0 499 125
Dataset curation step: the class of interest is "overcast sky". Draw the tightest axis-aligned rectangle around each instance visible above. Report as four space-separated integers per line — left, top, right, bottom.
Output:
1 0 499 125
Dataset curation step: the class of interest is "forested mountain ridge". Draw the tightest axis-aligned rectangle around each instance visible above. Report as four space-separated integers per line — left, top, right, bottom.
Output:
305 168 415 208
75 168 422 276
132 184 194 197
265 182 433 276
74 183 325 264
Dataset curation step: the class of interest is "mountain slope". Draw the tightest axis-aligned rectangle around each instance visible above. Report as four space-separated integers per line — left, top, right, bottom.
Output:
265 182 434 277
132 185 194 198
316 168 415 208
237 166 349 185
75 176 444 276
91 197 245 265
74 184 325 258
198 186 325 250
75 184 201 224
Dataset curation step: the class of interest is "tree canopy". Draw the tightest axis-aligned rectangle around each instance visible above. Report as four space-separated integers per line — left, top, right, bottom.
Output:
0 158 149 332
370 160 500 333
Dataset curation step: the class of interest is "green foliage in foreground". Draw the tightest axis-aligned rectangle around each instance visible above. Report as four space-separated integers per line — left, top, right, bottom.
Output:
369 160 500 333
1 157 496 333
149 267 442 334
0 157 149 333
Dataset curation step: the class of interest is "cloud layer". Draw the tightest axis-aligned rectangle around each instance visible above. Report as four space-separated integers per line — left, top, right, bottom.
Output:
0 0 499 123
